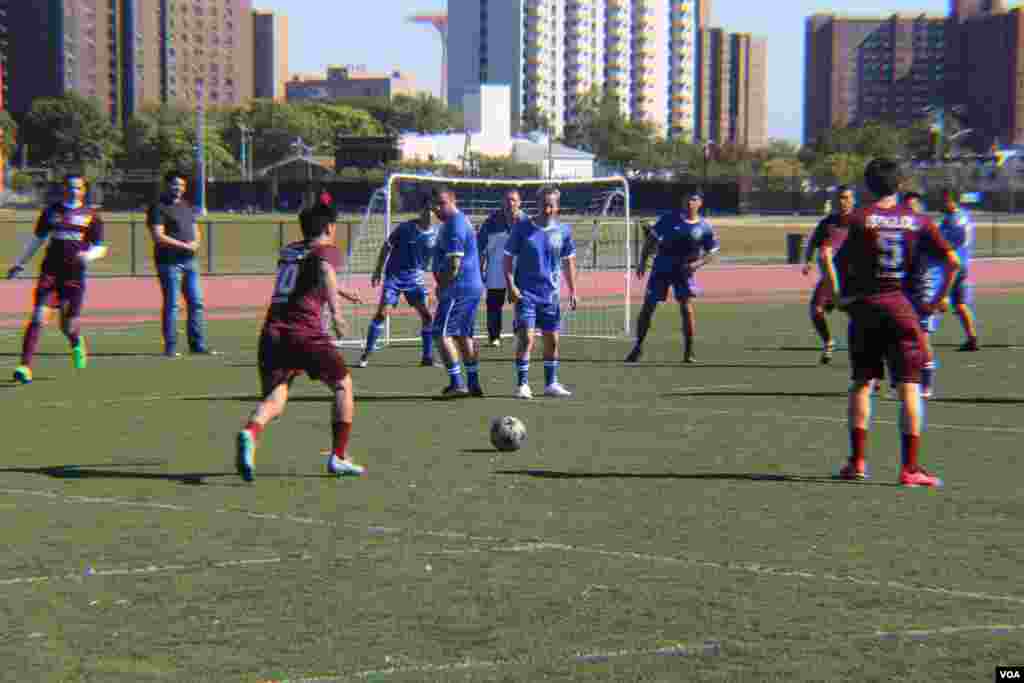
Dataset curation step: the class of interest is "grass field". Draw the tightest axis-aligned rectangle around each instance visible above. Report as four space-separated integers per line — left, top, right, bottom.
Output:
5 209 1024 276
2 291 1024 682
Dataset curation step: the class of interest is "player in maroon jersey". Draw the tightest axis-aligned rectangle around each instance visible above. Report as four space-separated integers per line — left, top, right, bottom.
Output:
819 159 959 488
6 174 108 384
235 201 364 482
802 185 854 364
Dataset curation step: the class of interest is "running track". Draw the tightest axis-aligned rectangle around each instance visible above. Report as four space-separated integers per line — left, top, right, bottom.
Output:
2 259 1023 328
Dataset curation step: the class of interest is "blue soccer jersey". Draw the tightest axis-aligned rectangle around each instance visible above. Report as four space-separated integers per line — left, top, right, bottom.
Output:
433 210 483 297
504 218 576 304
912 209 974 298
941 209 974 266
385 220 436 287
649 214 720 274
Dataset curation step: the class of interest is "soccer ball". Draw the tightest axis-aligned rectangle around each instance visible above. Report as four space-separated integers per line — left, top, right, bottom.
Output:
490 416 527 452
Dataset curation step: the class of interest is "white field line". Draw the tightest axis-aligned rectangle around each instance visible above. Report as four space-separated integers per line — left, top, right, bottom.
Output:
0 554 312 587
3 488 1024 610
668 383 754 392
290 622 1024 681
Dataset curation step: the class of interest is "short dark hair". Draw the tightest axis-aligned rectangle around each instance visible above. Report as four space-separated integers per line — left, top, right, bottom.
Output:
432 186 455 202
64 173 87 187
300 202 338 240
903 191 923 203
863 158 903 198
165 170 188 185
835 185 853 196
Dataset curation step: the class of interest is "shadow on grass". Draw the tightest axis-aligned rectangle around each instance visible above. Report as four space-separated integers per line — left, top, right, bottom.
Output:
181 394 449 403
929 396 1024 405
747 346 830 353
663 390 848 399
0 462 338 486
932 343 1019 349
496 469 901 487
0 352 167 359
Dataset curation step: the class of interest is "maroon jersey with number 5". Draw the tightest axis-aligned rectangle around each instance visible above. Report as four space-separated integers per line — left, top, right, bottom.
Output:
263 241 341 336
830 204 950 300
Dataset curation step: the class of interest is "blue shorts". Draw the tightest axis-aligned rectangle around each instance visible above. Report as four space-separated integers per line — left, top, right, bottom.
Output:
433 293 481 338
645 271 699 305
381 280 428 307
514 298 561 333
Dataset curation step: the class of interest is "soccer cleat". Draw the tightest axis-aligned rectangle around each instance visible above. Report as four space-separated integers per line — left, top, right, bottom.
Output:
235 429 256 482
326 454 365 477
488 338 502 348
820 341 835 365
469 385 485 397
544 382 572 398
163 350 182 358
957 338 979 352
899 467 943 488
441 385 470 399
356 356 369 368
420 357 441 367
12 365 32 385
624 346 643 363
836 459 869 481
921 386 934 400
72 338 88 369
189 348 222 356
683 351 697 364
515 384 533 400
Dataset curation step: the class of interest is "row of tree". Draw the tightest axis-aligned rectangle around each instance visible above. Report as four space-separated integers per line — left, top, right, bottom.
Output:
0 89 960 189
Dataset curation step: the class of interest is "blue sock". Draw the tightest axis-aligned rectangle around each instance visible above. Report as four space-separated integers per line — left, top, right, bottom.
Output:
544 359 559 387
447 362 465 389
421 327 433 360
365 319 384 355
516 358 529 386
465 361 480 389
487 311 501 340
922 360 936 392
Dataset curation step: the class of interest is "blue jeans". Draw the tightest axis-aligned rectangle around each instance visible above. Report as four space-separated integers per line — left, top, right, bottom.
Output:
157 259 207 353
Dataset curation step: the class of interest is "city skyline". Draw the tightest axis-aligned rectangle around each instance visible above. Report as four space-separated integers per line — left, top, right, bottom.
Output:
253 0 950 142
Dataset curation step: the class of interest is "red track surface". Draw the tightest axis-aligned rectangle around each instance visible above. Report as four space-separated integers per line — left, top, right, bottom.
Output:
2 260 1023 328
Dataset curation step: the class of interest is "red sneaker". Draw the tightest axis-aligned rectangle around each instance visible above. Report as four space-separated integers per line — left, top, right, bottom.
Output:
837 459 868 481
899 468 943 488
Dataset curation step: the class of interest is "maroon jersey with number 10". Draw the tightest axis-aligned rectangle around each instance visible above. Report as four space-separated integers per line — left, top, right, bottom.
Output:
263 241 341 336
829 204 951 300
34 203 105 276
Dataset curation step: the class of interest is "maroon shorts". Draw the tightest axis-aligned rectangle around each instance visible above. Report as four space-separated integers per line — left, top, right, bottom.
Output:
35 269 85 317
846 291 925 384
258 327 349 397
809 279 835 314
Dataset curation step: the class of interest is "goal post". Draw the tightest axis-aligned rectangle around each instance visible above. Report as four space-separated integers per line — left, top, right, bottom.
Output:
336 173 633 349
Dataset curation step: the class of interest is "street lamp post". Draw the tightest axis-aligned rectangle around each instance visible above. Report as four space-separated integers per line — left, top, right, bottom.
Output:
291 137 314 208
702 140 714 193
237 123 254 182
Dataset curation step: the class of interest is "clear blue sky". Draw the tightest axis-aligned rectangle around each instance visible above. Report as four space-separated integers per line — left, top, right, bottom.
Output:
253 0 948 142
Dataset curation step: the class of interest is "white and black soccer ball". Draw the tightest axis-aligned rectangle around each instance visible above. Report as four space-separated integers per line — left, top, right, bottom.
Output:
490 416 527 452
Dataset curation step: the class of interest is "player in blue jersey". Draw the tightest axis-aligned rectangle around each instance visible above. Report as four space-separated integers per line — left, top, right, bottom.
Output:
358 196 438 368
504 187 578 399
625 191 720 364
901 191 939 398
939 189 979 351
478 189 525 348
431 187 485 397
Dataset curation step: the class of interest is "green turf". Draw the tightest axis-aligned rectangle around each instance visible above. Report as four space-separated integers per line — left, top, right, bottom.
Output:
2 294 1024 681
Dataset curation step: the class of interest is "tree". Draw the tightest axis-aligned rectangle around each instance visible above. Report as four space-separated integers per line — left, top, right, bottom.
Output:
760 157 807 192
809 152 867 188
562 88 660 172
520 106 553 135
21 93 122 175
122 104 237 178
0 110 17 160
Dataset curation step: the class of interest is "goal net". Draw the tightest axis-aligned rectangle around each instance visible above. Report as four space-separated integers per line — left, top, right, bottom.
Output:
334 173 633 349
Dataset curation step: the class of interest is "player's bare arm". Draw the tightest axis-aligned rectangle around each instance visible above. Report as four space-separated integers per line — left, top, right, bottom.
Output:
929 249 961 313
689 249 716 273
370 242 391 287
320 258 348 336
802 224 823 275
503 253 520 303
819 244 841 304
562 254 578 310
337 287 363 304
437 254 462 291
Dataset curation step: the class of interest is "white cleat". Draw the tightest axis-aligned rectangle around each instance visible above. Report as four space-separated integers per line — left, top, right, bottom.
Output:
356 356 369 368
326 454 365 476
515 384 533 400
544 382 572 398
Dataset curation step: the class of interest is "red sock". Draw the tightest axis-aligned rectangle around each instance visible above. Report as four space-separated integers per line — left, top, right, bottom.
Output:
332 421 352 457
244 421 264 439
21 321 42 366
901 433 920 471
850 428 867 466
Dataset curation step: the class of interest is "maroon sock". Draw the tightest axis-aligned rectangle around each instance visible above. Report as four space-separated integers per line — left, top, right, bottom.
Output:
21 321 42 366
901 433 920 471
244 421 264 440
850 428 867 465
66 330 80 348
332 421 352 457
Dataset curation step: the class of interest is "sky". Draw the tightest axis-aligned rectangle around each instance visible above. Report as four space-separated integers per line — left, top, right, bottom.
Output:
253 0 950 142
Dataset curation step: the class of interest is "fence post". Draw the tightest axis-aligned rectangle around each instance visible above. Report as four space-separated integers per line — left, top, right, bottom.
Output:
206 221 214 274
130 220 137 275
278 222 285 250
591 219 599 269
347 222 353 261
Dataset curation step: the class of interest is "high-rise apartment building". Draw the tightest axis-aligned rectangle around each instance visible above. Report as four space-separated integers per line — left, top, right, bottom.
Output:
803 13 947 144
253 9 287 101
695 29 767 148
448 0 709 138
1 0 254 125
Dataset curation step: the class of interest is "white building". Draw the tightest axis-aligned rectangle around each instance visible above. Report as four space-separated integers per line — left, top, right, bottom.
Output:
399 84 596 178
447 0 707 139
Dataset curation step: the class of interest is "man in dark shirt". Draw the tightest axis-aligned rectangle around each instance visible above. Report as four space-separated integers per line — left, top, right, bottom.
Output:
147 172 215 357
